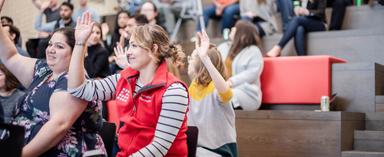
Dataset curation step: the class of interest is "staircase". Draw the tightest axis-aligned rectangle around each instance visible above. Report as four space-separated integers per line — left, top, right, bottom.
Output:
176 4 384 157
342 112 384 157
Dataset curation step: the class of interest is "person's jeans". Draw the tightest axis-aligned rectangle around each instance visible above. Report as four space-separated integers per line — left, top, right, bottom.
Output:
277 16 326 56
197 3 240 32
276 0 295 32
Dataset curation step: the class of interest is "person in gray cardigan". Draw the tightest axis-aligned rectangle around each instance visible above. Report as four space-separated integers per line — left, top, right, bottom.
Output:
218 20 264 111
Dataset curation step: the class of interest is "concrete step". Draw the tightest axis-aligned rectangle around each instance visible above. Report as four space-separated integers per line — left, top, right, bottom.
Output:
354 130 384 152
182 5 384 42
263 28 384 65
376 96 384 112
332 63 384 112
342 150 384 157
340 5 384 30
366 112 384 131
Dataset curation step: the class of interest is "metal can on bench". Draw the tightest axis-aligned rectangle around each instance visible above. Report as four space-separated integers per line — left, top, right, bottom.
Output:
321 96 330 111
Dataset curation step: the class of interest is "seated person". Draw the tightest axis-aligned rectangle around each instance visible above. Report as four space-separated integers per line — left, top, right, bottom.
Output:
218 20 264 111
197 0 240 33
0 64 25 123
267 0 327 57
0 8 105 156
2 24 29 57
188 31 237 156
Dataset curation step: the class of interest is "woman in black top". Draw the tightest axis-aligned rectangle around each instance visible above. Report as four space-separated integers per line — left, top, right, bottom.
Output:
267 0 326 56
85 23 110 78
109 10 130 55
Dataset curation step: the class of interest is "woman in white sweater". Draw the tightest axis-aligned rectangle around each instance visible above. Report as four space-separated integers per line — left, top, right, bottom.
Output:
218 20 264 111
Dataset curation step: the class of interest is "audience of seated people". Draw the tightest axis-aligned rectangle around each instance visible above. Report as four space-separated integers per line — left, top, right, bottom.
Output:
34 2 75 36
34 2 76 59
0 2 106 154
0 0 379 156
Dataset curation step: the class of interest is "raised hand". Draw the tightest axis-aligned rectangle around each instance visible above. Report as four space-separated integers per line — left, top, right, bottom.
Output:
113 44 129 69
101 23 109 40
0 0 5 14
195 31 210 59
40 1 50 12
75 12 94 44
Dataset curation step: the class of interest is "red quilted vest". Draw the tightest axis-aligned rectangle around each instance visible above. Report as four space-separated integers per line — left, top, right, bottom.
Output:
115 61 189 157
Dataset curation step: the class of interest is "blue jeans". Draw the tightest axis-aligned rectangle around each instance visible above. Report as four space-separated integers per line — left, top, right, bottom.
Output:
278 16 326 56
276 0 295 32
197 3 240 32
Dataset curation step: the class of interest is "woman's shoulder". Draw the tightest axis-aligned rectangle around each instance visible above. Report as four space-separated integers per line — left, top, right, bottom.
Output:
234 45 263 63
218 41 232 50
217 41 232 58
242 45 262 55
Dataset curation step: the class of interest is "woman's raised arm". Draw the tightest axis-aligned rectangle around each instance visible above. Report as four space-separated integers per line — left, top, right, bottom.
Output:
0 0 37 88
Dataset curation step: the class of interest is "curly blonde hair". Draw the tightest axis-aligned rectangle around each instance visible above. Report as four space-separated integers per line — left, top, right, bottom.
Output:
131 24 185 68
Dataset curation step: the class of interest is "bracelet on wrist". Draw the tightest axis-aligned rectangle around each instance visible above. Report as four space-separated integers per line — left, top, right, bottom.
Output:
75 42 84 46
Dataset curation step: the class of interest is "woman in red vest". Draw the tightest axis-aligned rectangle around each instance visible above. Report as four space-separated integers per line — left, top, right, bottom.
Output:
68 12 189 157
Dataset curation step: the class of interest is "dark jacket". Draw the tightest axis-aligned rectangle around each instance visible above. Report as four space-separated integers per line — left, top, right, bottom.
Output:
85 44 110 78
307 0 327 22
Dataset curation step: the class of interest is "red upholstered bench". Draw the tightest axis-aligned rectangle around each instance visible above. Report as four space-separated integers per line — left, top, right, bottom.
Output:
261 55 346 104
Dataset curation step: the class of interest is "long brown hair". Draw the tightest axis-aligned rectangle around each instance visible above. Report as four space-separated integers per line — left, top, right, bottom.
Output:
131 24 185 68
0 64 21 91
228 20 261 60
193 45 227 86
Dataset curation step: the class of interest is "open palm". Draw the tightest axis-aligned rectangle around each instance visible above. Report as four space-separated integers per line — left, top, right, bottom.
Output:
75 12 94 44
114 44 129 69
195 31 210 59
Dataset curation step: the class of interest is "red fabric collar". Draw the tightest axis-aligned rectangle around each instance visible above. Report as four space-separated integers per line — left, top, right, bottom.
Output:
120 61 169 85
